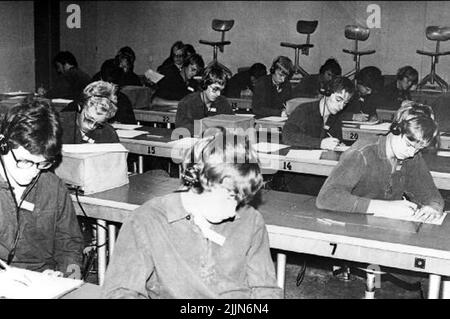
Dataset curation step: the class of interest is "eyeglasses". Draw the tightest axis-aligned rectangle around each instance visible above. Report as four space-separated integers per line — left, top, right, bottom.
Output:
82 110 104 129
10 149 54 170
404 136 424 152
209 86 224 93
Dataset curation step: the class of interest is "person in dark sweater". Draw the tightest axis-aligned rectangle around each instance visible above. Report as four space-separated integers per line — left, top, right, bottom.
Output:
343 66 384 122
252 56 294 118
317 101 443 221
381 66 418 110
157 41 185 73
102 129 282 299
40 51 91 100
223 63 267 98
281 76 355 195
60 81 119 144
114 46 142 87
152 53 205 107
175 65 234 136
292 58 342 98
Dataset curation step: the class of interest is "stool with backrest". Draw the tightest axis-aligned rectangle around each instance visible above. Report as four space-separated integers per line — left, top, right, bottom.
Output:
280 20 318 77
342 25 376 79
416 26 450 92
199 19 234 77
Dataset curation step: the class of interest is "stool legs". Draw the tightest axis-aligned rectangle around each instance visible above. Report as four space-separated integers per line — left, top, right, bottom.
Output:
292 48 309 77
417 55 449 91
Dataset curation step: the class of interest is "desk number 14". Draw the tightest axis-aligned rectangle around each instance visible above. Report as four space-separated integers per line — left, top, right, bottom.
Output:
283 161 292 170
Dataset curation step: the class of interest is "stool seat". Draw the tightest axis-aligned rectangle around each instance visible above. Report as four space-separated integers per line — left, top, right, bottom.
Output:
416 49 450 57
426 26 450 41
212 19 234 32
199 40 231 47
343 48 376 56
280 42 314 50
345 25 370 41
297 20 318 34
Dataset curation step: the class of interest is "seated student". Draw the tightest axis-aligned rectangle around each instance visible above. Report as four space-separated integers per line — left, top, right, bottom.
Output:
114 46 142 87
61 81 119 144
175 65 234 136
343 66 384 122
223 63 267 98
157 41 185 73
97 59 137 124
40 51 91 100
317 101 444 221
101 128 282 298
0 100 83 276
184 43 196 60
152 53 205 107
281 76 355 195
252 56 293 119
381 66 419 110
292 58 342 98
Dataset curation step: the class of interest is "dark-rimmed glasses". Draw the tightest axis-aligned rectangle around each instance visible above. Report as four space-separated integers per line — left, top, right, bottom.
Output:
11 149 54 170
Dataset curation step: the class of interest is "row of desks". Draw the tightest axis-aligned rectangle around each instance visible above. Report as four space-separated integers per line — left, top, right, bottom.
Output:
69 171 450 298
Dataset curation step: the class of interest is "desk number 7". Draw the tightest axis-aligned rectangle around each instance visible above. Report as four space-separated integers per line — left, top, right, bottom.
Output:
329 243 337 255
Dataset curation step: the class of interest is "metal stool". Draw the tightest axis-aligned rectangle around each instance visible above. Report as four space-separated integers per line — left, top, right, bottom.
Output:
199 19 234 76
280 20 318 77
342 25 376 79
416 26 450 92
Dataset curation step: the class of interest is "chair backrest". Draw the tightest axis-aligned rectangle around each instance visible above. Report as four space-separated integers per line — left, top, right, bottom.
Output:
426 25 450 42
212 19 235 32
297 20 318 35
344 25 370 41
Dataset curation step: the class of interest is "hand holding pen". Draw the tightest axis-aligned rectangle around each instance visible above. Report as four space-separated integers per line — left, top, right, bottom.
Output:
320 132 341 150
352 111 369 122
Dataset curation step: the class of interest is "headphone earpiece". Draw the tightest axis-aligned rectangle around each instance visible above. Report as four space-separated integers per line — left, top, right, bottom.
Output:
181 165 201 188
321 85 332 97
390 122 402 135
0 134 9 155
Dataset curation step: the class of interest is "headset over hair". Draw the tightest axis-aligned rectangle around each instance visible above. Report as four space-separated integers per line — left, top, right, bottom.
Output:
78 81 118 119
269 56 294 78
389 100 439 147
319 58 342 76
180 126 263 205
200 64 230 90
182 53 205 70
0 100 62 161
321 75 355 97
397 65 419 85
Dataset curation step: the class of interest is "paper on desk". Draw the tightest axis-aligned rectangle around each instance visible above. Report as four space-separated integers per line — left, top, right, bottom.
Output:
253 142 289 153
382 212 447 225
234 113 255 118
111 123 143 130
116 130 147 138
51 98 73 104
360 122 391 131
62 143 128 154
285 149 324 160
0 264 83 299
259 116 287 122
333 145 350 152
168 137 199 148
144 68 165 83
437 151 450 157
342 119 379 125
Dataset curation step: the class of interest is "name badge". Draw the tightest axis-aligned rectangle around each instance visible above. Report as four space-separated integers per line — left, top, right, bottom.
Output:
210 107 217 112
187 86 194 92
20 200 35 212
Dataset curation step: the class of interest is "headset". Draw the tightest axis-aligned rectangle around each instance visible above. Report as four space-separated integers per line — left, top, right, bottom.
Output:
269 56 294 77
200 66 228 91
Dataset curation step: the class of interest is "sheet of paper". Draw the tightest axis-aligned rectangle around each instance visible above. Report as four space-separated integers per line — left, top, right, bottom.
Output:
360 122 392 131
285 149 324 160
3 91 31 96
0 266 83 299
51 98 73 104
253 142 289 153
382 212 447 225
62 143 128 154
333 145 350 152
235 114 255 118
342 120 379 125
111 123 143 130
116 130 147 138
144 69 165 83
259 116 287 122
437 151 450 157
167 137 199 148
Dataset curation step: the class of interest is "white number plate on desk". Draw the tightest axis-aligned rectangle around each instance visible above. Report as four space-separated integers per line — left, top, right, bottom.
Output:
342 130 359 141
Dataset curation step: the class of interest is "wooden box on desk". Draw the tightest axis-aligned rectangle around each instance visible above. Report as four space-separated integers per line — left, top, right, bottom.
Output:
194 114 255 137
55 144 129 194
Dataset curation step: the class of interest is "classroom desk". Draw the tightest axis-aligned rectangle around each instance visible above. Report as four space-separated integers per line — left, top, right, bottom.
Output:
71 173 450 298
118 127 450 191
228 97 253 111
134 106 177 128
62 282 101 299
377 109 396 122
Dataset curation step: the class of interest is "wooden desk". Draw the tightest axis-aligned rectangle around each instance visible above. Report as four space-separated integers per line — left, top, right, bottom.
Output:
377 109 396 122
72 173 450 298
62 283 101 299
134 106 176 128
228 97 252 111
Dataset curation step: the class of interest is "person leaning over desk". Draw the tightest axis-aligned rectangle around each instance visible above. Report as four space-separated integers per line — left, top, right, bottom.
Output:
101 128 282 298
317 101 444 221
0 100 83 277
60 81 120 144
281 76 354 195
175 65 234 136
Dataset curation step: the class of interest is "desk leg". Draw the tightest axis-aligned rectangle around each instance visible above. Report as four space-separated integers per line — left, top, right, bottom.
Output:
108 224 117 260
276 253 286 291
441 278 450 299
138 155 144 174
97 219 107 286
428 274 441 299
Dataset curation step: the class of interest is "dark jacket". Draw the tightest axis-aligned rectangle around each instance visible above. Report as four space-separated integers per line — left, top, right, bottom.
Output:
0 171 83 275
223 70 252 98
154 64 193 101
380 81 412 110
46 68 91 100
252 74 292 118
291 74 322 98
342 91 384 120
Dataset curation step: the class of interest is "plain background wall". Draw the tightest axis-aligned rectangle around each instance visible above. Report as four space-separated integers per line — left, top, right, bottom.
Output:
59 1 450 83
0 1 34 92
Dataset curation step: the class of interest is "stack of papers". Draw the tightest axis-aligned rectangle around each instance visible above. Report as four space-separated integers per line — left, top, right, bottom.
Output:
285 149 324 160
144 69 165 83
360 122 391 131
116 130 147 138
111 123 143 130
259 116 287 122
253 142 289 153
